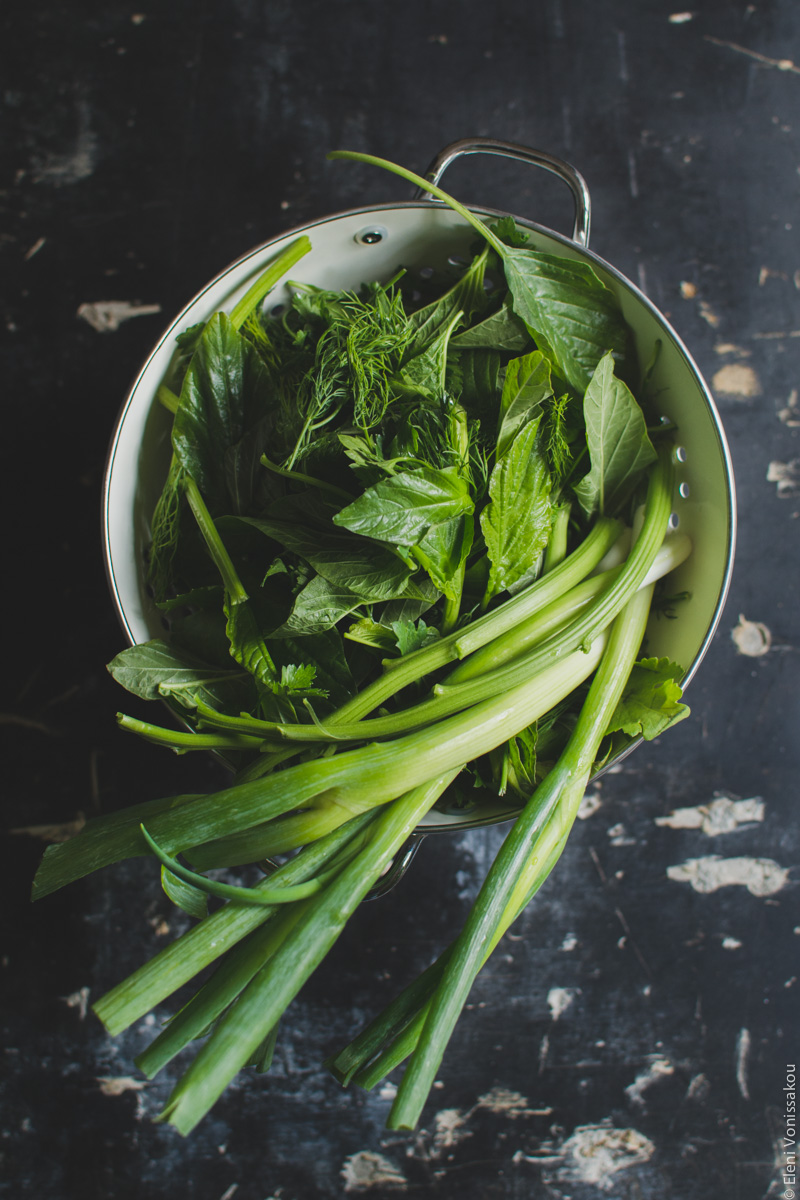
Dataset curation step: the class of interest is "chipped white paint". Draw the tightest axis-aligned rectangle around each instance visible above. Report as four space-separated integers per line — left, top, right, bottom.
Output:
61 986 90 1019
669 11 695 22
378 1081 397 1100
779 388 800 426
655 794 765 835
679 279 697 298
625 1056 675 1107
731 615 772 657
77 300 162 333
736 1028 751 1101
341 1151 407 1191
97 1076 146 1096
722 936 743 950
432 1108 471 1151
24 236 46 261
560 932 579 952
699 300 721 327
548 987 578 1022
607 822 636 846
551 1121 655 1192
714 342 751 356
767 459 800 497
476 1087 542 1117
712 363 761 397
685 1073 711 1102
578 791 602 820
667 855 789 896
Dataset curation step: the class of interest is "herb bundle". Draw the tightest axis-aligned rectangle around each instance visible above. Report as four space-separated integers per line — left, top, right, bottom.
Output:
33 152 692 1134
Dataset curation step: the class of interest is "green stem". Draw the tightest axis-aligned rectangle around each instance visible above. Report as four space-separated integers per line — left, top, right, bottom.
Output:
387 583 657 1131
160 770 460 1135
183 477 248 603
260 455 355 504
228 236 312 331
92 808 380 1036
117 713 267 753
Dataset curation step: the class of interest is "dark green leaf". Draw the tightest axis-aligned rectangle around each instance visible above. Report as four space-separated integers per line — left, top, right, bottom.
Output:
573 352 657 517
107 641 252 713
172 314 272 514
333 466 473 547
411 514 474 601
605 656 689 740
451 298 530 352
496 351 553 459
480 420 553 600
502 249 628 393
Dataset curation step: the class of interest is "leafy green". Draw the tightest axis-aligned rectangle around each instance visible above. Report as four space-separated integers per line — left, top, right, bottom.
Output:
333 465 473 548
573 352 657 517
496 350 553 459
480 420 553 601
605 656 690 740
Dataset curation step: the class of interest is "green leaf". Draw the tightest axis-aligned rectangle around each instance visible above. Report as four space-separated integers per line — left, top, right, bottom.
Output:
501 249 628 393
480 420 553 601
390 618 441 656
172 314 272 515
270 574 365 637
161 865 208 921
242 517 412 601
224 596 279 691
605 656 690 740
573 352 657 517
411 514 474 601
404 248 490 361
333 465 473 547
107 641 253 713
451 298 530 352
395 309 463 401
496 351 553 459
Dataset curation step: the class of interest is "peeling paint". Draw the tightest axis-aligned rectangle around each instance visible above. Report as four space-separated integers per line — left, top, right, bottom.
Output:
722 936 743 950
699 300 721 327
432 1108 471 1151
476 1087 544 1117
731 615 772 657
97 1076 147 1097
548 987 578 1021
715 342 750 356
686 1073 711 1102
560 932 579 952
61 986 90 1019
735 1028 751 1100
548 1120 655 1192
578 791 602 820
625 1056 675 1107
767 459 800 497
341 1151 407 1191
669 12 695 23
667 855 789 896
712 363 761 397
31 99 97 185
778 389 800 426
77 300 162 333
655 794 765 835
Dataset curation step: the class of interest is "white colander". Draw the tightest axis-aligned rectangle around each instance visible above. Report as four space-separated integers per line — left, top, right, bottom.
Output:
102 138 736 841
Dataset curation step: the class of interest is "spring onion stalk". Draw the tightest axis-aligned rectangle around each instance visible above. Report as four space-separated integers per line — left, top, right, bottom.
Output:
228 237 312 331
386 583 657 1130
92 807 381 1036
158 770 461 1136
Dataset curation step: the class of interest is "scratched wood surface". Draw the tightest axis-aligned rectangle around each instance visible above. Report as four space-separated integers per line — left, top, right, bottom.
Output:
3 2 799 1197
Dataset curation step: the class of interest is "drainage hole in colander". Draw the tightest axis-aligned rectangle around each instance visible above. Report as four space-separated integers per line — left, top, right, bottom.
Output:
668 511 680 530
269 303 286 319
354 226 388 246
447 254 468 267
679 481 690 499
675 445 687 462
483 275 497 292
419 266 435 279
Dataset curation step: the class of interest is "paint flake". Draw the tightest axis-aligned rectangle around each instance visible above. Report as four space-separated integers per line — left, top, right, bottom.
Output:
767 459 800 497
625 1056 675 1107
655 794 765 835
666 855 789 896
342 1151 408 1191
548 987 578 1022
731 615 772 657
77 300 162 333
548 1120 655 1191
712 363 761 397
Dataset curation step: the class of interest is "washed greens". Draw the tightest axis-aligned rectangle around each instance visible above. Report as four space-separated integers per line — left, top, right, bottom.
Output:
33 152 692 1135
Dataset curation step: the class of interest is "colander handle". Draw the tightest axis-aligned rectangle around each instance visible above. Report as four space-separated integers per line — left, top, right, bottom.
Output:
414 137 591 247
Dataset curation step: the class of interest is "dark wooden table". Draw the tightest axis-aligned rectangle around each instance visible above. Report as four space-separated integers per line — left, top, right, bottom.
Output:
3 3 798 1197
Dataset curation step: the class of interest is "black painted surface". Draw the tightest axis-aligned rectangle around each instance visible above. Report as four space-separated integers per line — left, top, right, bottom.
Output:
2 3 799 1197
